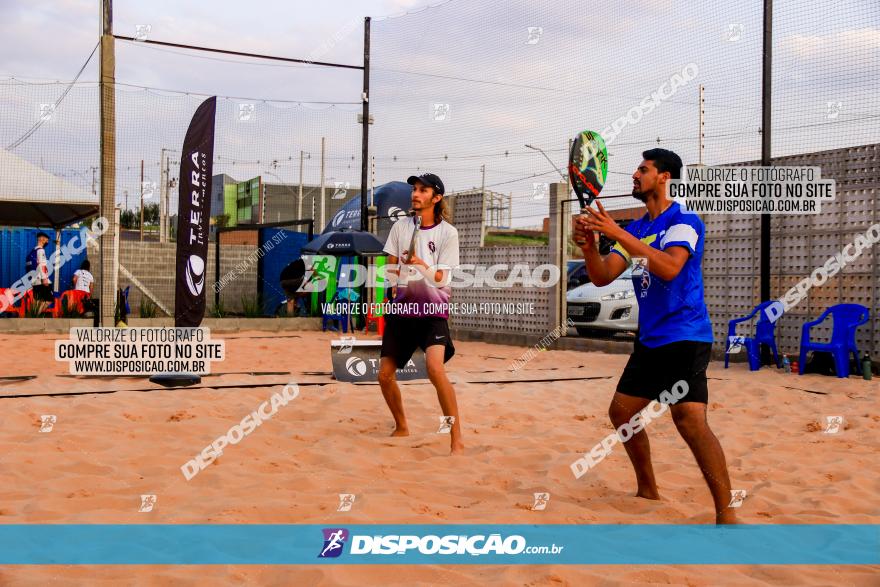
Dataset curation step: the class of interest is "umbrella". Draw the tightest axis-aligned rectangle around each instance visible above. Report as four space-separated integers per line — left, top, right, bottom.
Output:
323 180 413 238
301 227 386 256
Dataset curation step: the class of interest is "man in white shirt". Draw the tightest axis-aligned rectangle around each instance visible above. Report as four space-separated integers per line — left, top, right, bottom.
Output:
26 232 52 302
379 173 464 455
73 259 95 295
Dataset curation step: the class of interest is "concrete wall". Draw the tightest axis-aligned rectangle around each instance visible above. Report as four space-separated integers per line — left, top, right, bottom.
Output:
117 241 259 317
704 142 879 355
448 189 559 337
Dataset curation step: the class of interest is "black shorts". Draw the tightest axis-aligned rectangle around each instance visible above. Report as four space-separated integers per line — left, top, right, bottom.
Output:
616 339 712 404
380 314 455 369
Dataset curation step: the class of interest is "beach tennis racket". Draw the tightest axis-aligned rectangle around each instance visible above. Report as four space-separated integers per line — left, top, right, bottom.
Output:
406 213 421 260
568 129 608 210
568 130 608 245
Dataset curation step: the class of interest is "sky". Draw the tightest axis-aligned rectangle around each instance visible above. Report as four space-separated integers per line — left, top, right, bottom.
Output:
1 0 877 227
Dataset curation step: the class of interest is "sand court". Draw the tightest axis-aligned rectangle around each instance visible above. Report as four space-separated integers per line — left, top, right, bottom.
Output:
0 330 877 584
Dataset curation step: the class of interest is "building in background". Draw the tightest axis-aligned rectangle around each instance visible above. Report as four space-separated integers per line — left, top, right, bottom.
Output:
210 173 358 230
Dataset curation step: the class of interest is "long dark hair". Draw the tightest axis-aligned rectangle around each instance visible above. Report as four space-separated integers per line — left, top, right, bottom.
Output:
433 193 449 223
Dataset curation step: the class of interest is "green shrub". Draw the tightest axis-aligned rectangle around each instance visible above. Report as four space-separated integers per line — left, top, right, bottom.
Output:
240 294 262 318
23 299 49 318
139 297 159 318
209 299 227 318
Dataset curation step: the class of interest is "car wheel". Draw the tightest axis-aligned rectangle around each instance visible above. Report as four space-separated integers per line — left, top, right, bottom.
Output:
576 327 615 338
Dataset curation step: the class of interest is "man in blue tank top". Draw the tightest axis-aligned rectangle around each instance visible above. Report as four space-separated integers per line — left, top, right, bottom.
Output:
575 148 737 524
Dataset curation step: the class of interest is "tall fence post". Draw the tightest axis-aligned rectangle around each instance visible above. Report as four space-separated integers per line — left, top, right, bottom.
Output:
99 0 118 327
548 182 569 333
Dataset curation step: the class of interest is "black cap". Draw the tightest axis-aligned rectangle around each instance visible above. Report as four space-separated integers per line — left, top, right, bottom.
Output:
36 232 50 240
407 173 445 196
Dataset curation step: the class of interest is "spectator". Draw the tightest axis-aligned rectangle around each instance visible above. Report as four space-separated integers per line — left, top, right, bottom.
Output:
73 259 95 296
26 232 52 302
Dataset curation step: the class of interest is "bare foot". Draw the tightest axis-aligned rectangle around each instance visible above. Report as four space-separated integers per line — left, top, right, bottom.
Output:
716 511 740 525
390 427 409 437
450 441 465 455
636 488 661 500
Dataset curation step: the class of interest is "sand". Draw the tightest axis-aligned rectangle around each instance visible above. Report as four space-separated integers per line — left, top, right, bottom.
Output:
0 329 877 585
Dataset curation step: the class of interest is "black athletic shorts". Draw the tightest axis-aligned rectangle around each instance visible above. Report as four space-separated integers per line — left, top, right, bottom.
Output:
380 314 455 369
616 339 712 404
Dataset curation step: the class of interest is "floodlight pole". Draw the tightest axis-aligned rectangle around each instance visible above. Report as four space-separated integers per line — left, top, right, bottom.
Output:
758 0 773 365
360 16 371 232
99 0 118 327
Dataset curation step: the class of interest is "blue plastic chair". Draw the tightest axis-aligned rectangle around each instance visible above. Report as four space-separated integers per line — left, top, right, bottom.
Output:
322 292 350 333
798 304 869 378
725 301 780 371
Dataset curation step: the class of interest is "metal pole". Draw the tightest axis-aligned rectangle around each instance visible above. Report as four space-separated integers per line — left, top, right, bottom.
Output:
479 164 486 243
360 16 371 232
53 229 61 293
370 155 375 207
320 136 326 230
159 148 166 243
760 0 772 363
164 153 171 240
139 159 144 240
699 85 705 165
215 230 221 310
298 150 304 220
99 0 117 327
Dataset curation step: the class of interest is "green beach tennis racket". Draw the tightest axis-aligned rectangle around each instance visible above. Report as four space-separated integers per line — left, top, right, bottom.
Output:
568 129 608 209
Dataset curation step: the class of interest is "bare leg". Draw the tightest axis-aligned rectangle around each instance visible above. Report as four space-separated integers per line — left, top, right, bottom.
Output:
670 402 738 524
608 392 659 499
425 345 464 455
378 356 408 436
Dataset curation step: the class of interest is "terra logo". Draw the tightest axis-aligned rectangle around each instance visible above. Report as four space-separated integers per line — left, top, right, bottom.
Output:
319 528 349 558
345 357 367 377
332 209 347 227
185 254 206 296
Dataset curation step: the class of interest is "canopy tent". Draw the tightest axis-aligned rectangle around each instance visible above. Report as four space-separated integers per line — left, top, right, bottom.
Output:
0 149 99 228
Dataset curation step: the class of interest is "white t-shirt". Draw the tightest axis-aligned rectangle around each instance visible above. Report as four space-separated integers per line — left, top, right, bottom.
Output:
73 269 94 293
383 217 459 318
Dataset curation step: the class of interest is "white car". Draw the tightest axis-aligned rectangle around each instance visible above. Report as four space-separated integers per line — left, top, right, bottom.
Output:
566 268 639 337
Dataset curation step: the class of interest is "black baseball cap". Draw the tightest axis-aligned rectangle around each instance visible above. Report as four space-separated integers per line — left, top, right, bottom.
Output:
407 173 445 196
36 232 50 240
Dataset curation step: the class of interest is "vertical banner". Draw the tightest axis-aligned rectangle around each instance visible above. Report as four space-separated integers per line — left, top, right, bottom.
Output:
174 96 217 327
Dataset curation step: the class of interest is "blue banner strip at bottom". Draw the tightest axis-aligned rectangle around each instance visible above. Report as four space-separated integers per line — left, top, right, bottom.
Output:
0 524 876 565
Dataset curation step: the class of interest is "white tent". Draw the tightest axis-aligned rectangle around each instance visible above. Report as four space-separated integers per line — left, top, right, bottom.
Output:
0 149 99 228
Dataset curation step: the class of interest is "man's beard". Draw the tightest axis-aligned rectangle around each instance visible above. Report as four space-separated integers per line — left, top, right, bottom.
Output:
631 188 648 203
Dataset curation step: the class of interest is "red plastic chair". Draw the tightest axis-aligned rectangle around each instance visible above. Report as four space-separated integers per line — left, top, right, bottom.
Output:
18 289 55 317
0 288 19 316
364 305 385 336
